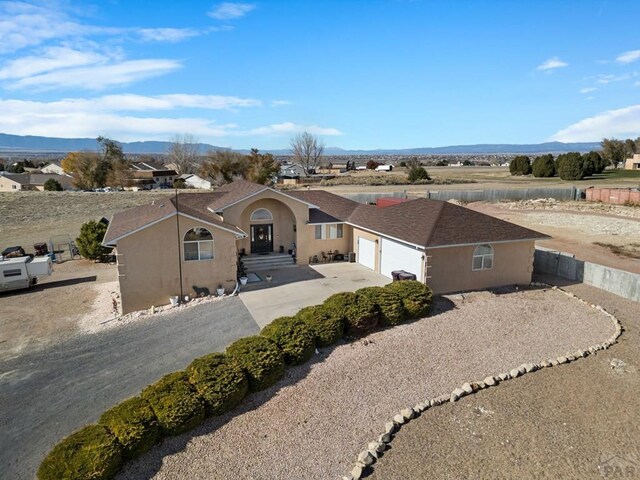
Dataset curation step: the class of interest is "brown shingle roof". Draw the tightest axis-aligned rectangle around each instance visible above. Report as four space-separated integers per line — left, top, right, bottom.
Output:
103 192 245 246
287 190 361 221
207 179 268 212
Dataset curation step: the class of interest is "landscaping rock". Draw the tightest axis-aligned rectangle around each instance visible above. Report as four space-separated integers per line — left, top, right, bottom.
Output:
557 356 568 364
384 422 396 434
351 464 364 479
358 450 375 466
401 408 415 420
393 414 405 425
510 368 520 378
461 382 473 394
378 432 392 443
524 363 536 373
498 372 510 381
451 387 466 402
484 376 496 386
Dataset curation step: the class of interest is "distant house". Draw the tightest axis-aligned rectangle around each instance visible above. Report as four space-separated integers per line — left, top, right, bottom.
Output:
127 169 178 190
318 163 350 174
179 173 211 189
40 160 67 176
624 154 640 170
0 173 73 191
278 163 305 184
375 164 393 172
130 160 167 171
104 179 549 314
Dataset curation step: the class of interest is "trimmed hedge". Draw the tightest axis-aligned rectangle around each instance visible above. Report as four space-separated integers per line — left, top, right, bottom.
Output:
37 424 123 480
141 371 205 436
261 316 316 365
356 286 406 326
295 305 344 347
186 353 248 416
323 291 379 336
99 396 159 460
226 336 285 392
386 280 432 319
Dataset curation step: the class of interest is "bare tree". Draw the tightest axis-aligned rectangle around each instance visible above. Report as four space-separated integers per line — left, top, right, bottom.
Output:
167 134 200 175
290 131 324 176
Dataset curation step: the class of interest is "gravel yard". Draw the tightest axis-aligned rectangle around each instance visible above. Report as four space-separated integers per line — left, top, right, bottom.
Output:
117 287 615 480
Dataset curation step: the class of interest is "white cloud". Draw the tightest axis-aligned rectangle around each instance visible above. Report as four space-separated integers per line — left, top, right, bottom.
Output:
8 59 182 90
0 46 107 80
596 73 630 84
137 28 201 43
208 2 255 20
550 104 640 142
248 122 342 136
0 97 340 142
271 100 291 107
537 57 568 71
579 87 597 94
616 50 640 64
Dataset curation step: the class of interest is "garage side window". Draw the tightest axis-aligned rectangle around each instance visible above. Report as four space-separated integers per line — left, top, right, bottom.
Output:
472 244 493 271
184 227 214 261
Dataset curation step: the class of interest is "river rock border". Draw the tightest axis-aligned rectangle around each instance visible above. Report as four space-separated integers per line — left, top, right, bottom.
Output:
343 283 624 480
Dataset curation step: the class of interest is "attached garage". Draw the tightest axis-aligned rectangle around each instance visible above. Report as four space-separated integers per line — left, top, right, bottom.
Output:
380 237 424 279
357 236 376 270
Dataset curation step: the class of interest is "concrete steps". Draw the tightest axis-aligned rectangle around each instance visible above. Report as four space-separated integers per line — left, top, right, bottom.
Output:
241 253 295 271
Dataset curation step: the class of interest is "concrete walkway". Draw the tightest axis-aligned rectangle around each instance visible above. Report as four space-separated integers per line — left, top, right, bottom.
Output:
239 263 389 327
0 297 259 480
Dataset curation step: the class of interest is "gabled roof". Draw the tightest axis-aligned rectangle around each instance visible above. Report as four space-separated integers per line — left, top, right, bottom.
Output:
1 173 31 185
207 179 317 212
287 190 360 222
103 192 246 246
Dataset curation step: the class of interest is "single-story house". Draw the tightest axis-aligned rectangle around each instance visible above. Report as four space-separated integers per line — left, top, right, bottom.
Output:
127 169 178 190
40 160 67 176
624 154 640 170
179 173 211 189
0 173 73 191
104 179 549 314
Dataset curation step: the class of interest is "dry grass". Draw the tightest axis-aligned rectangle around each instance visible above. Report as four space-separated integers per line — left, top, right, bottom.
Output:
593 242 640 259
0 191 170 250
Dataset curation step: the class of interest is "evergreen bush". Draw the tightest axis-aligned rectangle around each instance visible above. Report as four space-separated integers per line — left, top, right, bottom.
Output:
44 178 63 191
356 286 406 326
99 396 159 460
226 336 285 392
295 305 344 347
37 425 123 480
186 353 248 416
323 291 379 336
76 220 109 260
531 154 555 177
385 280 433 319
555 152 585 180
261 316 316 365
141 372 205 436
509 156 532 175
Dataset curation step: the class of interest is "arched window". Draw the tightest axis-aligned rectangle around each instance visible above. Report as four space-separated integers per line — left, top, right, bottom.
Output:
250 208 273 222
472 244 493 271
184 227 214 261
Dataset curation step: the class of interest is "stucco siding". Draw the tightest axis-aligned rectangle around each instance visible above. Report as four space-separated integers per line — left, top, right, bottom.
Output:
116 214 238 314
0 176 24 191
304 224 352 263
425 240 535 294
352 228 381 272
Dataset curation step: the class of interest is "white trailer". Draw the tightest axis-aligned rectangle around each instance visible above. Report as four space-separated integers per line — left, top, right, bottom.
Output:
0 256 53 293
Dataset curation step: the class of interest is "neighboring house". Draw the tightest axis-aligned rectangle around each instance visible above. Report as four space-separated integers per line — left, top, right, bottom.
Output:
130 160 168 171
104 179 549 314
0 173 73 191
40 160 67 175
624 154 640 170
127 169 178 190
278 163 305 184
179 173 211 189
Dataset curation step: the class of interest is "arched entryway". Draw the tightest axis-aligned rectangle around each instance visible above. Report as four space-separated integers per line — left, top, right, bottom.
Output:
250 208 274 254
240 199 297 255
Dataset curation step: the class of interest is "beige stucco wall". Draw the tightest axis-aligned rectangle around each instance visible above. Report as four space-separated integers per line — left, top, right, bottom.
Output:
303 224 352 263
0 176 23 191
352 228 381 272
221 189 312 264
425 240 535 294
624 154 640 170
116 214 238 314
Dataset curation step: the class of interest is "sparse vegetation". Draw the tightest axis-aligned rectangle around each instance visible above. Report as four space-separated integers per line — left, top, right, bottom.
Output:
593 242 640 259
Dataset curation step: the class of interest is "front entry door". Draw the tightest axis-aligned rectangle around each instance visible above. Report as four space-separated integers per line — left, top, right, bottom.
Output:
250 224 273 254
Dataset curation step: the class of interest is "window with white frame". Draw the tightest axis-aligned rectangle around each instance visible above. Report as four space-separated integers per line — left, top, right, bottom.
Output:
328 224 343 239
250 208 273 222
184 227 214 261
314 225 323 239
472 244 493 271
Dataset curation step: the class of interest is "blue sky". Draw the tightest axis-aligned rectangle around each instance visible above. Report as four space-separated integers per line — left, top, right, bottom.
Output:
0 0 639 150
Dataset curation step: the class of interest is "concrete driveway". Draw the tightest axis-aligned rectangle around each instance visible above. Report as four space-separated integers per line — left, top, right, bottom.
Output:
239 263 389 327
0 297 259 480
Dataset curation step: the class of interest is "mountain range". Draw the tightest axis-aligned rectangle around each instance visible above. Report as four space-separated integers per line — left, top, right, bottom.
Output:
0 133 601 156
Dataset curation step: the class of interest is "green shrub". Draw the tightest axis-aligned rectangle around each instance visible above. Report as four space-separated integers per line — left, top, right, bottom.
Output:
531 154 555 177
323 291 379 336
261 316 316 365
76 220 109 260
356 286 406 326
37 424 123 480
407 165 430 183
141 371 205 436
295 305 344 347
186 353 248 416
99 396 159 460
44 178 63 191
226 336 285 392
555 152 585 180
385 280 433 319
509 156 532 175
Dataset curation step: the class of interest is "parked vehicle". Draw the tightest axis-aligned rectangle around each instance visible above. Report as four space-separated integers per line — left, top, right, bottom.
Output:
1 246 26 258
0 256 53 293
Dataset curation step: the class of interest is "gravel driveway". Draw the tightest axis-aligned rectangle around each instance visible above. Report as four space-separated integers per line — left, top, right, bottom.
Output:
117 287 615 480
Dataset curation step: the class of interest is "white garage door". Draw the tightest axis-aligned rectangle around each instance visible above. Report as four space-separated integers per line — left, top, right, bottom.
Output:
380 237 424 279
357 236 376 270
